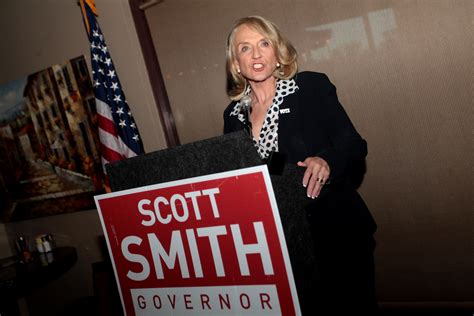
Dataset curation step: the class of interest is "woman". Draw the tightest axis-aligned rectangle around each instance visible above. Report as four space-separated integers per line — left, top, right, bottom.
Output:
223 16 378 314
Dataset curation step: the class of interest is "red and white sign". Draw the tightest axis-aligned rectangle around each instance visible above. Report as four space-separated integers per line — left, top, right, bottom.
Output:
94 165 301 316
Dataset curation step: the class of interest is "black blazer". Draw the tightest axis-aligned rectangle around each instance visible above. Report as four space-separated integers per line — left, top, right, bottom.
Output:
224 71 376 234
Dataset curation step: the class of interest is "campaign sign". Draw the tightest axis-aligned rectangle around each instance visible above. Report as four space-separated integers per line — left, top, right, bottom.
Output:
94 165 301 316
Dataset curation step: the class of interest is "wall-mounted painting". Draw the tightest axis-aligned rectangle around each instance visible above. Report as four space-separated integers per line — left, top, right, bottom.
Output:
0 55 104 222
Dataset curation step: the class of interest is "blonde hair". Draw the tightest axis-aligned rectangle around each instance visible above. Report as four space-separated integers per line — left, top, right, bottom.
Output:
226 16 298 100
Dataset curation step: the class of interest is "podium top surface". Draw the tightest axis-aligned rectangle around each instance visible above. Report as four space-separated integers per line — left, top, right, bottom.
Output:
106 131 263 192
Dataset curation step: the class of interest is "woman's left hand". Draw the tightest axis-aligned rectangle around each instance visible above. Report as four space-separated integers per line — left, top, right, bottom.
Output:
297 156 331 199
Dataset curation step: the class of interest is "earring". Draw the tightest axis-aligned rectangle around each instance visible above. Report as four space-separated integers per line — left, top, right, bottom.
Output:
237 68 241 73
276 62 281 68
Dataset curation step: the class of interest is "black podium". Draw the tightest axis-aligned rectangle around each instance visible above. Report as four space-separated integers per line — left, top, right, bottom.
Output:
106 131 319 314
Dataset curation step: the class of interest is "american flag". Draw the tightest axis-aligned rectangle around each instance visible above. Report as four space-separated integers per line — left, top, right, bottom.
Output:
80 0 144 169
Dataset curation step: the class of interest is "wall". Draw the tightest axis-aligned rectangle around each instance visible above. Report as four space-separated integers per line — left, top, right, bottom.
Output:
0 0 472 313
145 0 473 306
0 0 167 314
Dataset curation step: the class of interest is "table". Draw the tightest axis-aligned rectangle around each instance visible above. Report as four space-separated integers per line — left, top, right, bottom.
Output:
0 247 77 315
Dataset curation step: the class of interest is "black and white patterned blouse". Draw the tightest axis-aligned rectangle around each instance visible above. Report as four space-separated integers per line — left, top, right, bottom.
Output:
230 79 299 159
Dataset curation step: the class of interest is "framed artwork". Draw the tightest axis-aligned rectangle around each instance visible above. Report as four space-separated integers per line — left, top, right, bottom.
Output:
0 55 104 222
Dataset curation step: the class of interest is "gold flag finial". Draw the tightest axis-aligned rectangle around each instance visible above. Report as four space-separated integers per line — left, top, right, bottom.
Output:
79 0 98 36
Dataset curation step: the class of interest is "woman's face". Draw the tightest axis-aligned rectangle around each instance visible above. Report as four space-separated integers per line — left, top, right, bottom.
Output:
232 24 278 84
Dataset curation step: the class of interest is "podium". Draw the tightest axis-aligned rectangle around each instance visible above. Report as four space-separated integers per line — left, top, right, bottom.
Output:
106 131 319 314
